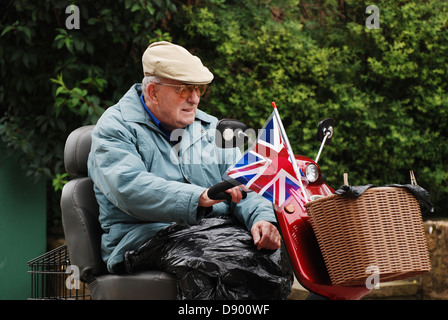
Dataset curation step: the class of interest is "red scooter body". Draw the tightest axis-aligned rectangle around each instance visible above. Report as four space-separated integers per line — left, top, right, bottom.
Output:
275 155 371 300
211 117 372 299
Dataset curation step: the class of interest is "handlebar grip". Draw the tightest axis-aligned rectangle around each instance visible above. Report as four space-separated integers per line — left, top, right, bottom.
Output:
207 179 246 201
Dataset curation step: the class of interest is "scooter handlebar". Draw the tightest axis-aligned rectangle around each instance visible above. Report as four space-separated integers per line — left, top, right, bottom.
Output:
207 179 246 201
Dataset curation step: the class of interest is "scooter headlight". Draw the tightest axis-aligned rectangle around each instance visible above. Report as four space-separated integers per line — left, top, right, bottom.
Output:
305 163 319 183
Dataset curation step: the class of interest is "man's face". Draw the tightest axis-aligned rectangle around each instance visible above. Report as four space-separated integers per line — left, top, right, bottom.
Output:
148 78 200 132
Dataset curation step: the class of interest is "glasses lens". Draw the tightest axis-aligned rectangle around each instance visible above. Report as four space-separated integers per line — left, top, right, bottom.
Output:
180 85 207 98
197 85 207 96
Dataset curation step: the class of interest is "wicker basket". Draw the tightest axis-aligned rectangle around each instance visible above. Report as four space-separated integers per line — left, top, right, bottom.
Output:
305 187 431 286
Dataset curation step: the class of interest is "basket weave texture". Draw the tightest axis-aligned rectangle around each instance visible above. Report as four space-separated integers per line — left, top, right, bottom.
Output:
305 187 431 286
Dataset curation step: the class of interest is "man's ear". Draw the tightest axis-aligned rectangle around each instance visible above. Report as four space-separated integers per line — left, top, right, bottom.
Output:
146 83 158 104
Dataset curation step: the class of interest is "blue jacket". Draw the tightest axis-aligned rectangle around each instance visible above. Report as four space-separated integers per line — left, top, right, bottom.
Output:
88 84 276 273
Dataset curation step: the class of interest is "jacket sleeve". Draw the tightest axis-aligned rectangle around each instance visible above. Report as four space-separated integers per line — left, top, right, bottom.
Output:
88 117 206 226
232 192 277 230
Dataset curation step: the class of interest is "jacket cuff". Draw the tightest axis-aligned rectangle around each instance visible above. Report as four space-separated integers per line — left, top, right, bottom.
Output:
174 185 205 225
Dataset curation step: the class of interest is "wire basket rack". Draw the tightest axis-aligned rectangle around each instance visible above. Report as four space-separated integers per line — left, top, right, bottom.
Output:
27 244 90 300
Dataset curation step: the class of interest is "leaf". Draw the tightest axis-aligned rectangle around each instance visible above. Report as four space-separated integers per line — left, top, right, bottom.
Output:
55 86 65 96
1 24 17 37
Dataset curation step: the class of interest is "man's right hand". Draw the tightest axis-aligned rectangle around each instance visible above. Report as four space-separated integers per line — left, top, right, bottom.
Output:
199 186 247 207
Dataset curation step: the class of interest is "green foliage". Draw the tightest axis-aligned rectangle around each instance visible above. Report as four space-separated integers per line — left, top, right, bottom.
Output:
51 73 105 123
1 0 447 230
0 0 179 229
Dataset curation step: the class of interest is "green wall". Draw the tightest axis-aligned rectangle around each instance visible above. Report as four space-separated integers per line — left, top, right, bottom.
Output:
0 146 46 299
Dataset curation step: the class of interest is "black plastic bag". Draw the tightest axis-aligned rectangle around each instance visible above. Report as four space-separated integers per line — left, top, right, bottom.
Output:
335 184 434 213
124 216 293 300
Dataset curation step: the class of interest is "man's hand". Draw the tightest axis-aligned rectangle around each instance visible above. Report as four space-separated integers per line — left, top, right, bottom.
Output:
251 220 281 250
199 186 247 207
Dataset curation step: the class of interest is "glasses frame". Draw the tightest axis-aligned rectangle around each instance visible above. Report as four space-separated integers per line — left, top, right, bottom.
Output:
155 82 208 98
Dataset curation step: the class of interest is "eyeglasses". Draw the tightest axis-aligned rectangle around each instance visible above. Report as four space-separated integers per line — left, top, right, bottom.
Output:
155 82 208 99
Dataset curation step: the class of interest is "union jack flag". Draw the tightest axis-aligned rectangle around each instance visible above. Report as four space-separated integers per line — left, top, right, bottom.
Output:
226 111 307 208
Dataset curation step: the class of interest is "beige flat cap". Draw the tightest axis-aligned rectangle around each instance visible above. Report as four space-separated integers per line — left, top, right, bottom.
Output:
142 41 214 85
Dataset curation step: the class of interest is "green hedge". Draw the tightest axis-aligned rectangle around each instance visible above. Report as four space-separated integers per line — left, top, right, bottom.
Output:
177 0 448 215
1 0 446 226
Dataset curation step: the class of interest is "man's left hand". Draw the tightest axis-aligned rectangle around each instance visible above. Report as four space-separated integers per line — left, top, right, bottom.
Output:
251 220 281 250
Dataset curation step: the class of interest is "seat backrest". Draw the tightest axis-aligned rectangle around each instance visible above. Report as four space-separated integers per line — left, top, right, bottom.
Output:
64 125 94 177
61 125 107 282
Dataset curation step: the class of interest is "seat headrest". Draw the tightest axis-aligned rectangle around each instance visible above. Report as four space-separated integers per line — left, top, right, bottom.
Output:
64 125 95 176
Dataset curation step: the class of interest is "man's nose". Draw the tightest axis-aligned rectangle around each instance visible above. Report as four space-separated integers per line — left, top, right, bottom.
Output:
187 89 200 104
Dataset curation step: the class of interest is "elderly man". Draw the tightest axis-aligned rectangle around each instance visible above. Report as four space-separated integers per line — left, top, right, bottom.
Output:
88 41 293 299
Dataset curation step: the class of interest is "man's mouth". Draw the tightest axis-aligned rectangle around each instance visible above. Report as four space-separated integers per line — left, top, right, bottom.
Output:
182 107 195 113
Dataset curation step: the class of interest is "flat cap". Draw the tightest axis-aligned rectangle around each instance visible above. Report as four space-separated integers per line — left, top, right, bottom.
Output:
142 41 214 85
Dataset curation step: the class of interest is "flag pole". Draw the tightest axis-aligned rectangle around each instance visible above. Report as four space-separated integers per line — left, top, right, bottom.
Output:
272 102 308 202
